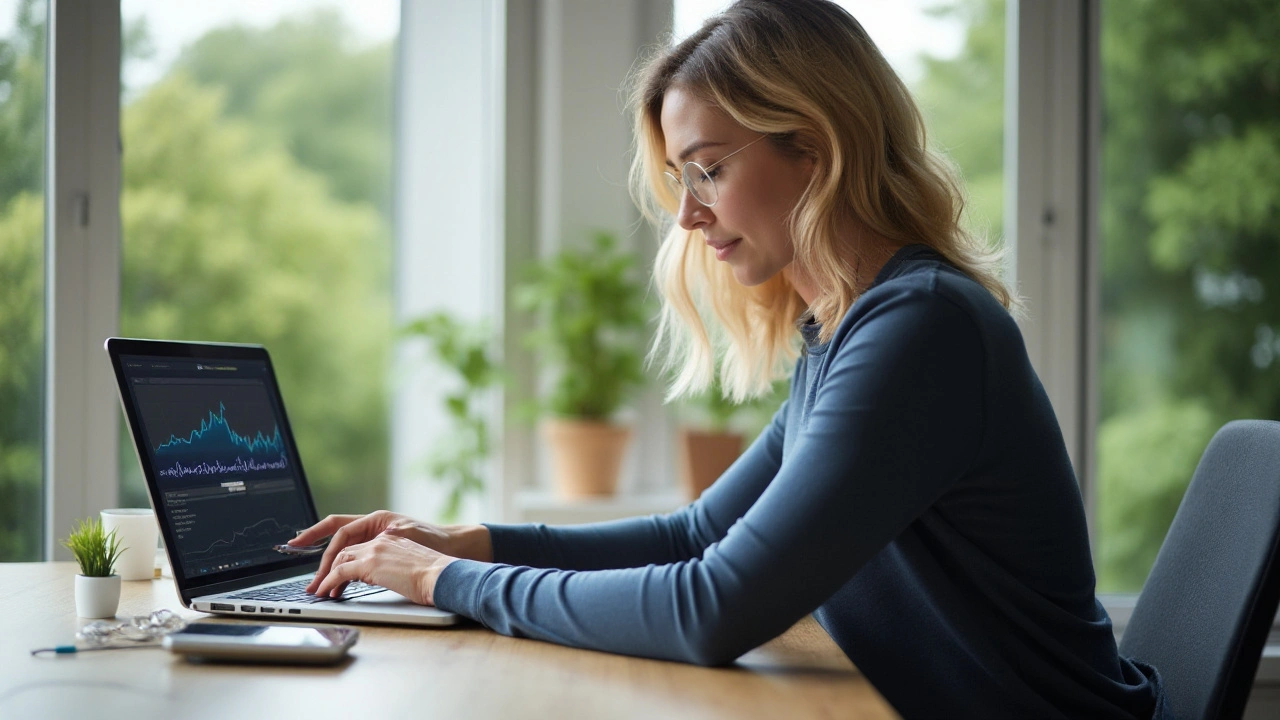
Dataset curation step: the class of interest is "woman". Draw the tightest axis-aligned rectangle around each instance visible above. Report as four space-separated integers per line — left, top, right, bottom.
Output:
292 1 1166 716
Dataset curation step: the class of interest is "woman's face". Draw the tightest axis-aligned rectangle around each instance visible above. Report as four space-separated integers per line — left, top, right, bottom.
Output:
660 86 814 292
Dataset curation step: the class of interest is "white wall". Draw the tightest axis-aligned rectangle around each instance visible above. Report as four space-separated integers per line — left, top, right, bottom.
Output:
392 0 505 523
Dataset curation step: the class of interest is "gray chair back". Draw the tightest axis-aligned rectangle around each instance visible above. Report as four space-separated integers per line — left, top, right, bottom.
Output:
1120 419 1280 720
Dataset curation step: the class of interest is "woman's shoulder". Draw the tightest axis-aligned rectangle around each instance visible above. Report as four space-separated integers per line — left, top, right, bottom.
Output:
859 244 1005 313
825 244 1018 355
871 244 1004 306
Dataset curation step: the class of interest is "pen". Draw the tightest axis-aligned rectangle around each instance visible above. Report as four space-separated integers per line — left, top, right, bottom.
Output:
30 643 158 656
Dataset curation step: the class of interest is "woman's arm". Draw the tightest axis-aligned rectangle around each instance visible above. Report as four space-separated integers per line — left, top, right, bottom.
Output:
432 289 984 665
482 404 789 571
298 407 787 596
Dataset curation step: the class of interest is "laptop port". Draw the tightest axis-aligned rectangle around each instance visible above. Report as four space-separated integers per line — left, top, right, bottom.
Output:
240 605 256 612
261 607 276 613
288 609 301 614
210 603 234 612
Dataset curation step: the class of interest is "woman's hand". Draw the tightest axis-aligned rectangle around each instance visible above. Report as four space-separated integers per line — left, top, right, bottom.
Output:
310 533 456 606
290 511 491 595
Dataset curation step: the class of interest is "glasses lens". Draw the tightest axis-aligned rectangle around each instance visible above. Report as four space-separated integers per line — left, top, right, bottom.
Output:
684 162 717 206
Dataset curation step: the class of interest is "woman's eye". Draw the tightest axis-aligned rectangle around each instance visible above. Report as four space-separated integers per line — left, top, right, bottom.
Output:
706 167 722 180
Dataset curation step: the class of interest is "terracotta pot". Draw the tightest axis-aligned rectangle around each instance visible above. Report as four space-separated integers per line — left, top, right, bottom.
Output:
678 428 744 500
543 419 633 499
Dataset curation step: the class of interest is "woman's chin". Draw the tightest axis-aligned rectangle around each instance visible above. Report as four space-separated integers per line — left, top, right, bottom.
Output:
730 265 775 288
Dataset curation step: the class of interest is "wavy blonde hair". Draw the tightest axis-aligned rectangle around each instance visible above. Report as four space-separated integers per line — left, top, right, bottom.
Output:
630 0 1015 403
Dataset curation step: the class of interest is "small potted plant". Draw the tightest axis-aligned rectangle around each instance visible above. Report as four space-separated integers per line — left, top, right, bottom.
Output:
402 311 503 522
677 376 789 499
62 517 125 618
514 232 649 498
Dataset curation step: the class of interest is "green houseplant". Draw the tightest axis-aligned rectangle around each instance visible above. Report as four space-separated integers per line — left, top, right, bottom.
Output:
514 232 649 498
402 312 503 523
61 517 125 618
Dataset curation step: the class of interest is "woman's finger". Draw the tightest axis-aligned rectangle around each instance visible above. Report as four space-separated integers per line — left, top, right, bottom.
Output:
314 547 360 597
307 518 368 593
290 514 357 547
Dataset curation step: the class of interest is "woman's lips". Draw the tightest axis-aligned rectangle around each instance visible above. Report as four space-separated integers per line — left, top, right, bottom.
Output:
708 238 741 261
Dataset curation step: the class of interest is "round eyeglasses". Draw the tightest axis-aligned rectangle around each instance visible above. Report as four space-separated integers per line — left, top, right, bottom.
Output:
663 135 767 208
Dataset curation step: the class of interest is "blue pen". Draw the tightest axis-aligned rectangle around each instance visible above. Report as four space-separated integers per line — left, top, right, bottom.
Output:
31 644 154 656
30 645 80 656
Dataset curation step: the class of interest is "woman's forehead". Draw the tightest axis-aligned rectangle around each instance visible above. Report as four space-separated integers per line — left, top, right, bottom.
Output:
660 87 723 131
659 87 742 160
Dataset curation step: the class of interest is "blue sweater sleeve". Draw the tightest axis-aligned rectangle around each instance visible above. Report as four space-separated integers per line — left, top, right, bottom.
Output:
434 286 983 666
479 403 788 571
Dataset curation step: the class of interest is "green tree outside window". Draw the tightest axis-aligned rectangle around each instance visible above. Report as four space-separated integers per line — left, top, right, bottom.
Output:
0 6 397 560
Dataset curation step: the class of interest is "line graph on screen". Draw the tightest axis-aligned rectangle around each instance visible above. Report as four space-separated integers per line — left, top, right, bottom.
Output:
154 402 288 478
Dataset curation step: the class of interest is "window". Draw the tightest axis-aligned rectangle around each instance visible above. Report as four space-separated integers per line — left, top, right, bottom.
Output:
0 0 47 561
1094 0 1280 593
118 1 399 517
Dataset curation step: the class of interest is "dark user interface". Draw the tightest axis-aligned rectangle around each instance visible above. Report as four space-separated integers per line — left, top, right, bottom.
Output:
120 355 313 581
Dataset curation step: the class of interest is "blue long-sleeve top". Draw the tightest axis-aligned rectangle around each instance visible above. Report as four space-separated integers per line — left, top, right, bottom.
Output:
434 244 1166 719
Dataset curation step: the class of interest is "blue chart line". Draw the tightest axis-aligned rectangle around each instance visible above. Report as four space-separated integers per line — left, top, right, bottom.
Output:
154 402 288 479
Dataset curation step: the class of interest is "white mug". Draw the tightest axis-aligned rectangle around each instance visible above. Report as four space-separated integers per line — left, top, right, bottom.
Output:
101 508 159 581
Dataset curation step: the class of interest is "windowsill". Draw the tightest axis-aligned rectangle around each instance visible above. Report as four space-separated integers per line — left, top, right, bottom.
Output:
1100 594 1280 685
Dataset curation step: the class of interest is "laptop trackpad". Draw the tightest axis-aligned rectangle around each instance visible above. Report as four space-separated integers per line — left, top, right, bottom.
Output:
345 589 455 618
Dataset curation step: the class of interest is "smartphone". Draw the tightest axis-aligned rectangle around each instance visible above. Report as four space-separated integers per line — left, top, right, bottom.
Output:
163 622 359 665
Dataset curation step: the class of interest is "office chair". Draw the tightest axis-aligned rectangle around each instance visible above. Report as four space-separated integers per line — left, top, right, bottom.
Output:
1120 419 1280 720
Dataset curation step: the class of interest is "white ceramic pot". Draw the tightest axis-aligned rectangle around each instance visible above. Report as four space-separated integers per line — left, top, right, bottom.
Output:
75 574 121 618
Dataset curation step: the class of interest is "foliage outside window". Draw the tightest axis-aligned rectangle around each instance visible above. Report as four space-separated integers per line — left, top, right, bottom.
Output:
1095 0 1280 592
911 0 1005 244
0 0 45 561
0 4 402 559
114 8 397 519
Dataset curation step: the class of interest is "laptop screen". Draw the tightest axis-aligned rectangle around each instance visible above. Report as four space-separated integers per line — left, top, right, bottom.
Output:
118 353 316 582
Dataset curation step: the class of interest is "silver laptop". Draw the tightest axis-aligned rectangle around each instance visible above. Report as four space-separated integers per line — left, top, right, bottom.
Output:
105 337 458 627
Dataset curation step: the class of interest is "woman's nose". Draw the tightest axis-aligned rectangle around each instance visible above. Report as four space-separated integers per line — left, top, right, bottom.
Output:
675 190 713 232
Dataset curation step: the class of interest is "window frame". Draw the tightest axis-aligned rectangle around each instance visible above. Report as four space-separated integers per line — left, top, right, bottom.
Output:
1005 0 1094 522
44 0 122 560
1007 0 1156 631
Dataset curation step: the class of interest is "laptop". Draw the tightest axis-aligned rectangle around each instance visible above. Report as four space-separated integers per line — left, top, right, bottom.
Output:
105 337 459 627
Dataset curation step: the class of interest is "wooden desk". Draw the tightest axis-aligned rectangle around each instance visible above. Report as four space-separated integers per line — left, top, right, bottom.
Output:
0 562 897 719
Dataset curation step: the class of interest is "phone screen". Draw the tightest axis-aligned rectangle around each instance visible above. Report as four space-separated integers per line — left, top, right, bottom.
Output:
180 623 343 647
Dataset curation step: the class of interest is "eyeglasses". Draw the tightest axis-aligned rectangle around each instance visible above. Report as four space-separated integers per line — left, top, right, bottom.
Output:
663 135 767 208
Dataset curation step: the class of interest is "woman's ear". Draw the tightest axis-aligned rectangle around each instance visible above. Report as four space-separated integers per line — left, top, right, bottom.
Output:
800 152 817 177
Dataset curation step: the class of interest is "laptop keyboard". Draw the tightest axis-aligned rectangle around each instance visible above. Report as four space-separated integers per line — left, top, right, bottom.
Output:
224 578 387 604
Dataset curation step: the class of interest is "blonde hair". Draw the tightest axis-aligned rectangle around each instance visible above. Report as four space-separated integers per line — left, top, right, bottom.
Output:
629 0 1015 402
